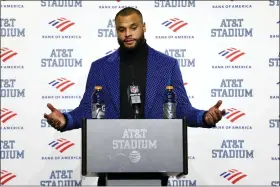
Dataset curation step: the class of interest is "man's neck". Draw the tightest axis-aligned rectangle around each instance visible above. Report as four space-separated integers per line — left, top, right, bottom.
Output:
119 39 147 62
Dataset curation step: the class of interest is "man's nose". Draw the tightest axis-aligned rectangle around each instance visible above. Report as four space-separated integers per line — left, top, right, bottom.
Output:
125 29 132 37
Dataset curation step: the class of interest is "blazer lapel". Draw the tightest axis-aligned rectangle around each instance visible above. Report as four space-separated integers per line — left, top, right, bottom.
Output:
145 47 162 118
102 50 120 116
102 47 164 119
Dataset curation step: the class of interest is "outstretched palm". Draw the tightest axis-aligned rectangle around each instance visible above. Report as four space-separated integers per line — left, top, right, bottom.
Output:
44 103 66 129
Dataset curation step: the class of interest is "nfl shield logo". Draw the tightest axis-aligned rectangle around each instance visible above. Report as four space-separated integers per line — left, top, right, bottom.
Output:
131 86 138 93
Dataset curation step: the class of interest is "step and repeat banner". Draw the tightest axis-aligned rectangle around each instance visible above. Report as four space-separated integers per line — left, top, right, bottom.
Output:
1 0 279 186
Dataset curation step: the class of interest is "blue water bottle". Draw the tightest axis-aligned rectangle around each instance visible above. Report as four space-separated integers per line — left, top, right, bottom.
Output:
91 86 105 119
163 85 177 119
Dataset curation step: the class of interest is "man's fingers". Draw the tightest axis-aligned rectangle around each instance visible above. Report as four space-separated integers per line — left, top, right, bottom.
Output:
221 109 226 116
54 119 61 125
44 113 49 119
47 119 54 126
209 111 219 123
47 103 56 112
214 109 222 121
214 100 223 109
47 118 61 129
206 114 214 125
205 115 209 125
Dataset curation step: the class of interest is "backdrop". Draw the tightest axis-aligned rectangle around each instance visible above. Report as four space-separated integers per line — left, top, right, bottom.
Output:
1 0 279 186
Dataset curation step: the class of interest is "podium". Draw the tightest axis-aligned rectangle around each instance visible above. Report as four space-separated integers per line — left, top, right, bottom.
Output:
81 118 188 186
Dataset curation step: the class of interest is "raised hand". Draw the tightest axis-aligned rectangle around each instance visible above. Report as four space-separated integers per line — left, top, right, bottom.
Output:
204 100 226 126
43 103 66 130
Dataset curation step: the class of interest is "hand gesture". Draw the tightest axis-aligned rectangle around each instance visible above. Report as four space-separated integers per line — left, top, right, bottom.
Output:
204 100 226 126
44 103 66 130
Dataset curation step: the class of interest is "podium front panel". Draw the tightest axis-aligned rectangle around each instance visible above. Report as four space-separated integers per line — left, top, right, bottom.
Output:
84 119 184 173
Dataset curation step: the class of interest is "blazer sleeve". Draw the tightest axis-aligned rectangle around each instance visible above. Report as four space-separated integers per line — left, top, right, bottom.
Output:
59 62 98 132
171 59 213 128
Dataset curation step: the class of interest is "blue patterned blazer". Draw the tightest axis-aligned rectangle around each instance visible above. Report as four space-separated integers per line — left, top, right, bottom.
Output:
61 45 209 132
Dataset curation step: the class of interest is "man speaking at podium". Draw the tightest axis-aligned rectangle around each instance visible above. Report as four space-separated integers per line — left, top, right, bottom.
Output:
44 7 225 186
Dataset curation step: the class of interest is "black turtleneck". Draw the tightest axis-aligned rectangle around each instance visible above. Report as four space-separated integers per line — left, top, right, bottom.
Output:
98 41 169 186
119 40 148 119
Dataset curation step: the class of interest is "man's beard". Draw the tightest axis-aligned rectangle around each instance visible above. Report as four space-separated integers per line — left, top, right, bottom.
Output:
118 34 145 52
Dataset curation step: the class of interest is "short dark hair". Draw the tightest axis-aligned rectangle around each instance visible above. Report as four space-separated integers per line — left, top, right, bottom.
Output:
115 7 143 23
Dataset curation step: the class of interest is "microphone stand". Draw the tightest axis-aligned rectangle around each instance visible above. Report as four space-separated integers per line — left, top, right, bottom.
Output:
131 78 141 119
133 105 140 119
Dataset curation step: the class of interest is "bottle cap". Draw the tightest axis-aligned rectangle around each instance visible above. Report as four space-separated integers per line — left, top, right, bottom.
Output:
95 86 102 90
166 85 173 89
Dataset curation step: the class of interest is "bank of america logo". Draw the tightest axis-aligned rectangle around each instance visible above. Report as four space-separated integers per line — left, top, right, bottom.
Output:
106 49 117 55
218 48 245 62
0 108 17 124
220 169 247 184
0 170 16 185
162 18 188 32
0 48 18 62
223 108 245 122
49 78 75 92
48 17 75 32
48 138 75 153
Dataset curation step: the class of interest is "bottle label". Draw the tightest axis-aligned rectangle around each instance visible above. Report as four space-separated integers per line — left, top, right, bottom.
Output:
163 102 176 119
92 103 105 119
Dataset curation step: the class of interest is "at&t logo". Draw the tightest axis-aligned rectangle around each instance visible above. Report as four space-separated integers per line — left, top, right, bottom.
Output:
1 140 24 160
211 79 253 97
0 18 25 37
164 49 195 68
211 18 253 37
41 0 82 7
129 150 141 163
111 128 157 163
98 19 116 38
41 48 82 68
0 79 25 98
40 170 82 186
154 0 195 8
212 139 254 159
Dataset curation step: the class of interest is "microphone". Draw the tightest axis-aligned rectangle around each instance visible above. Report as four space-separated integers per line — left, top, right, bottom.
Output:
127 66 141 119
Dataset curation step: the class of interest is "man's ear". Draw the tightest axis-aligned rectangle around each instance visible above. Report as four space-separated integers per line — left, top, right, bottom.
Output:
143 22 146 32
